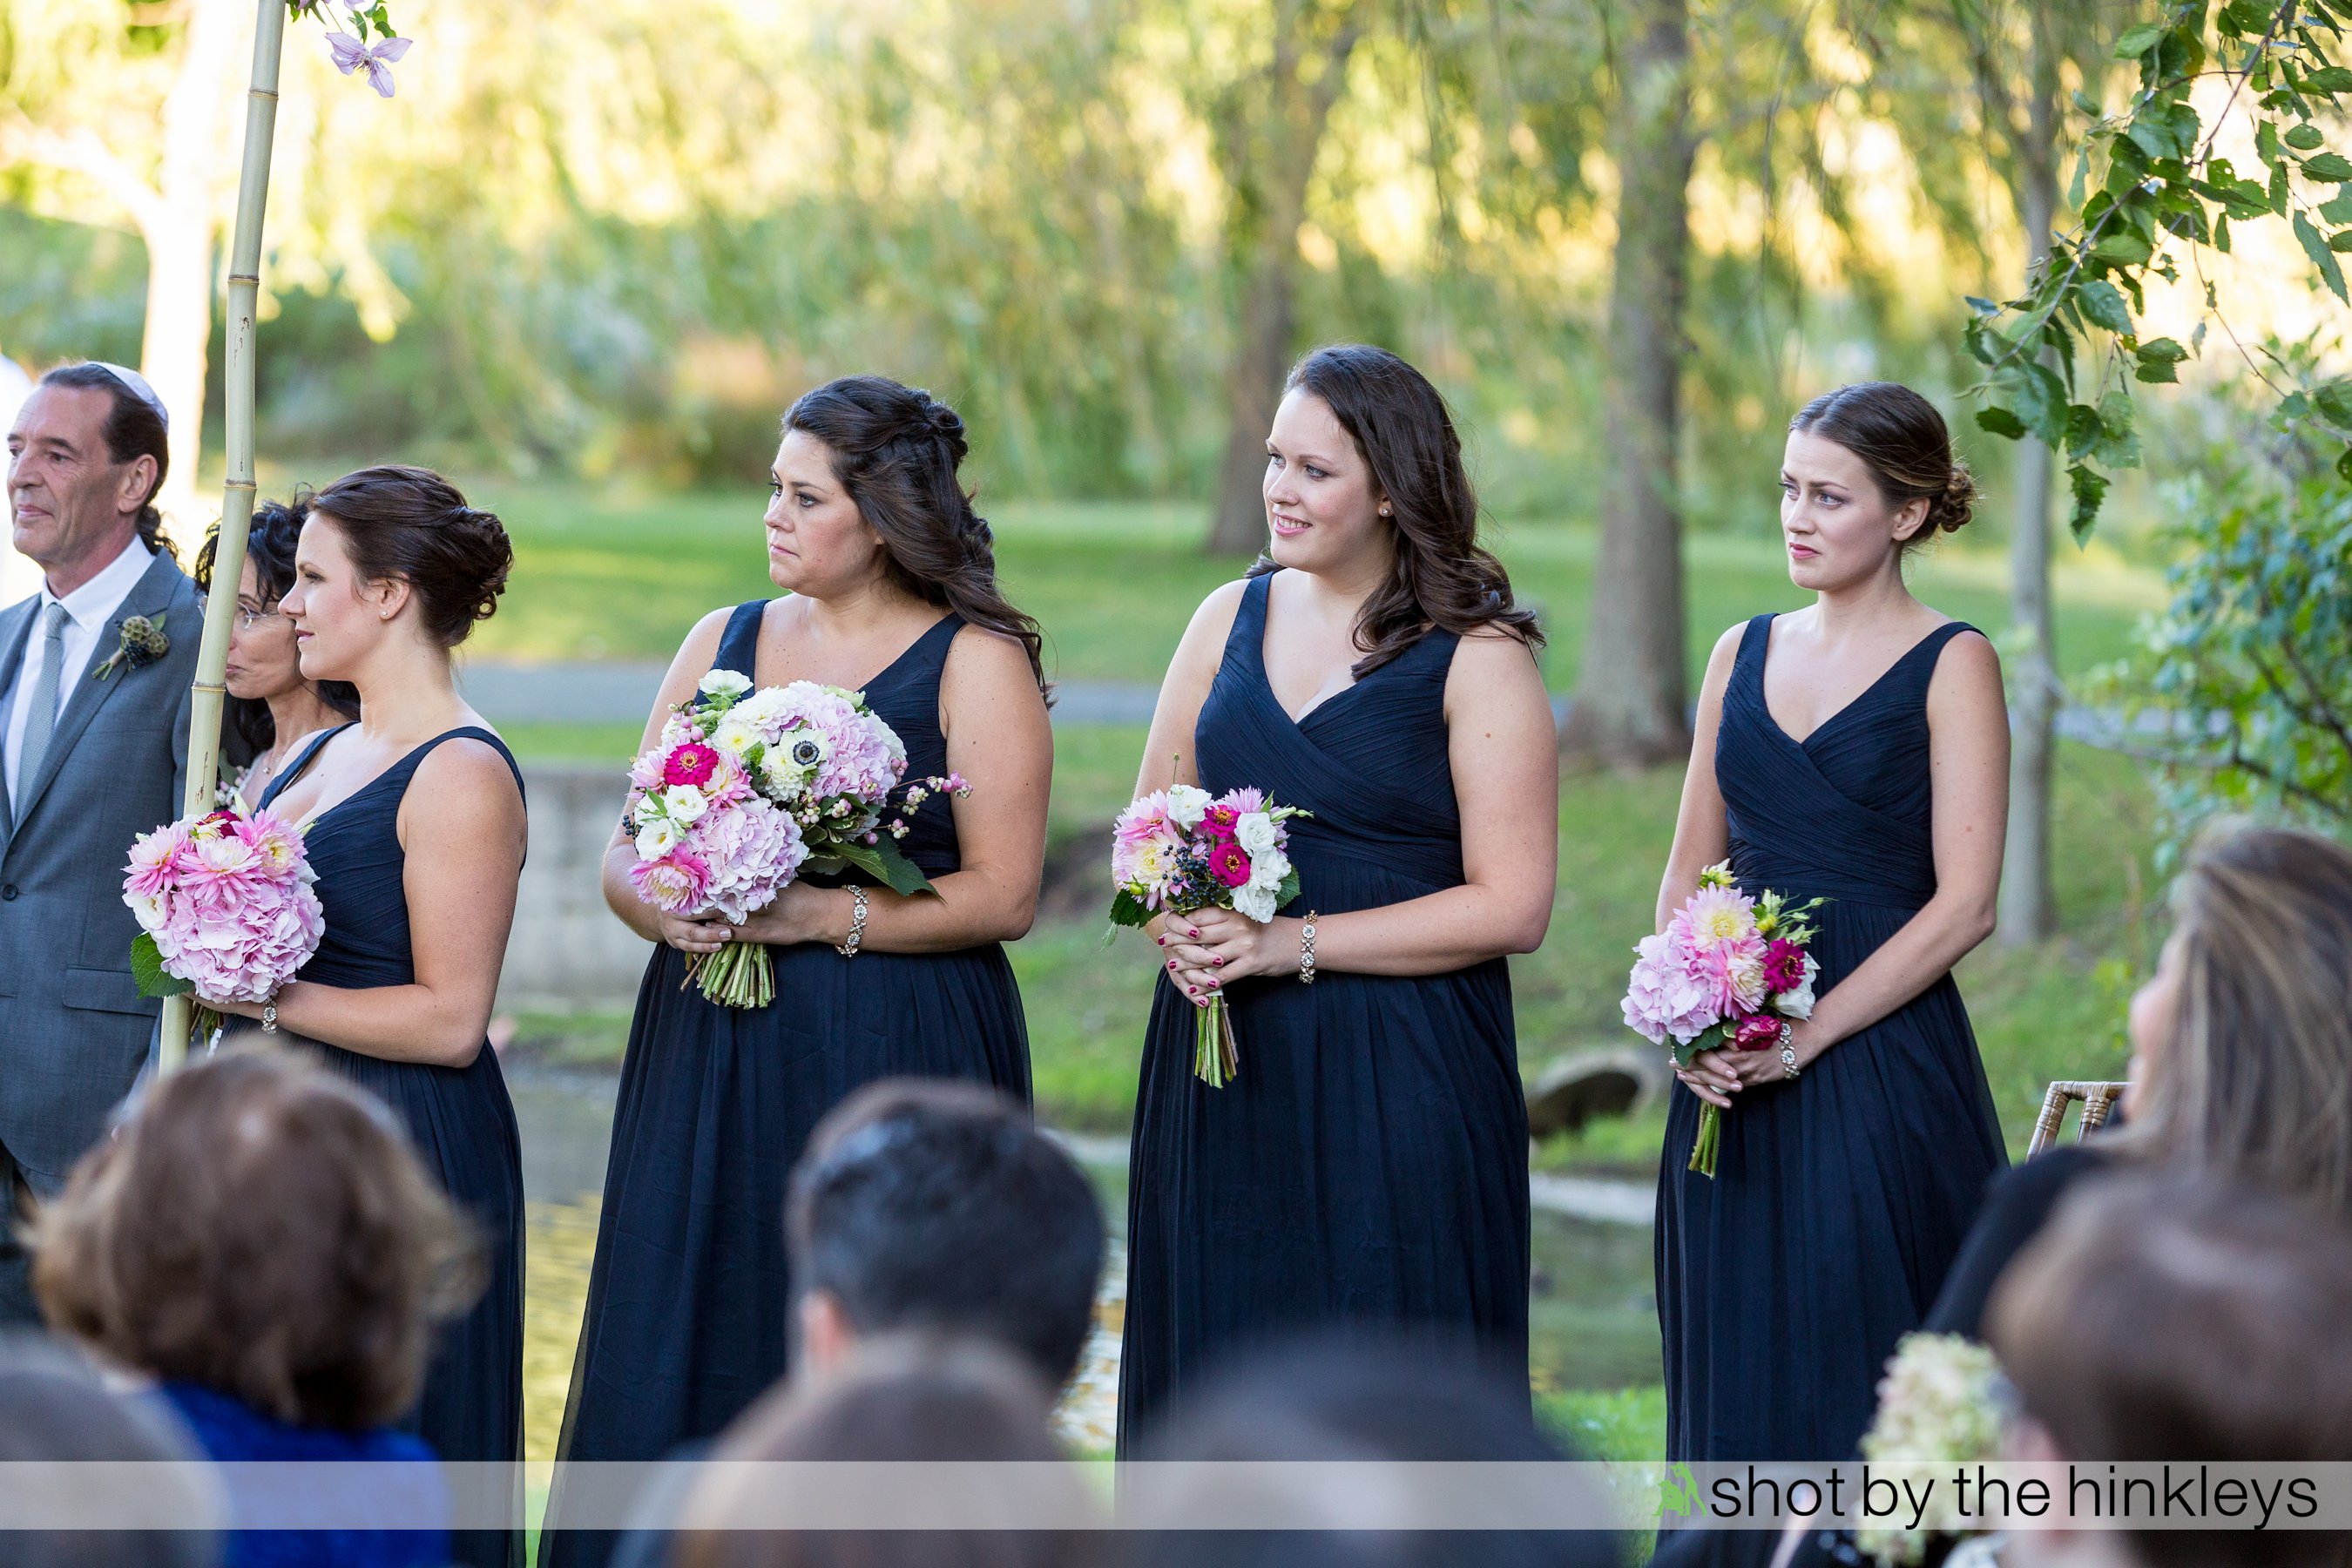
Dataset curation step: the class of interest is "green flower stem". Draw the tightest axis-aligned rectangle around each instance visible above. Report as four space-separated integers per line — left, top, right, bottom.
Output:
691 940 774 1009
1193 996 1239 1087
1687 1104 1721 1179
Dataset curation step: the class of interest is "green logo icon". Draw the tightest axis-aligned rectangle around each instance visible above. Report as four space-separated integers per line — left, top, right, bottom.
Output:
1654 1463 1700 1520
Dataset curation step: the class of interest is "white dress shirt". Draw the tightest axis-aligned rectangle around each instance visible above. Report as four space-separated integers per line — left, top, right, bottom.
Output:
3 537 156 807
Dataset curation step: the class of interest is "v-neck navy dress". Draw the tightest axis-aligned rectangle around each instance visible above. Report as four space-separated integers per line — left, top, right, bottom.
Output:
1116 572 1532 1452
1656 613 2007 1466
261 724 528 1568
544 600 1032 1568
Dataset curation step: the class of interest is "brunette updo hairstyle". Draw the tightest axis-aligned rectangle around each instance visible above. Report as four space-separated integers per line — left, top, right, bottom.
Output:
783 377 1049 696
1788 382 1977 546
1254 344 1543 677
307 465 513 646
195 495 362 756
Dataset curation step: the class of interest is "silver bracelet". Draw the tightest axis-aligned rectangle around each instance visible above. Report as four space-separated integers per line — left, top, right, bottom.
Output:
260 996 279 1034
1299 911 1319 985
1778 1020 1799 1079
836 886 869 958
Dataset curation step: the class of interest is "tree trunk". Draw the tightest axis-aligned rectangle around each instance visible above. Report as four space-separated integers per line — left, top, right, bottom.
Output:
1560 0 1693 765
1205 1 1360 556
142 0 245 538
1997 6 2060 946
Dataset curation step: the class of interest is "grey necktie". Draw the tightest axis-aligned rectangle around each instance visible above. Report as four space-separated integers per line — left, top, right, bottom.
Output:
15 600 70 802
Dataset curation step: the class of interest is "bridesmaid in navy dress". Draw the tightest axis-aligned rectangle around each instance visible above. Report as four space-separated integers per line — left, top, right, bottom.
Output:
1652 382 2011 1470
544 377 1051 1568
205 465 529 1568
1119 345 1559 1450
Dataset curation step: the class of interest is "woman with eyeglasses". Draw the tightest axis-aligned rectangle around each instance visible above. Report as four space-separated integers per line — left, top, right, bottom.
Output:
195 495 360 808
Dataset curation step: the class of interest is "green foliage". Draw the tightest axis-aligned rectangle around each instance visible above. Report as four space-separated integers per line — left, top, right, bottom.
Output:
130 931 193 999
1967 0 2352 538
2108 405 2352 835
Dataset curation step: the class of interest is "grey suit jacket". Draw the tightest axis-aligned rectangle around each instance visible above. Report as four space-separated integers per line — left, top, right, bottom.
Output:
0 551 199 1187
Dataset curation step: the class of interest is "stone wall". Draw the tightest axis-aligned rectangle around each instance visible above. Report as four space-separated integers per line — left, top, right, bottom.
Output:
503 763 652 1010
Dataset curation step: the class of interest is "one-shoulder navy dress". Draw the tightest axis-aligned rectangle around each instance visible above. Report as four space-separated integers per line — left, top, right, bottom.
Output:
1656 614 2007 1465
1117 572 1531 1453
261 725 528 1568
544 601 1031 1568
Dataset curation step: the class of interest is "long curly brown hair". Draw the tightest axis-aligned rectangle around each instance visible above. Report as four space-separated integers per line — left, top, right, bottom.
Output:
1250 344 1542 676
786 376 1050 699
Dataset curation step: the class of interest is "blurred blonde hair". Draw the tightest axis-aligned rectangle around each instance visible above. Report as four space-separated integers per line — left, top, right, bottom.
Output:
2112 824 2352 1213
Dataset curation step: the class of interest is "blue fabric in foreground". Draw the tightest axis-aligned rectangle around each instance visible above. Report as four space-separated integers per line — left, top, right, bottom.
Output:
159 1382 449 1568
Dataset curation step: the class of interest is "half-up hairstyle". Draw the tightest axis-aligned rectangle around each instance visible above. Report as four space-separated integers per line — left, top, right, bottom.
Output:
1789 382 1977 547
1254 344 1543 676
195 494 362 757
784 376 1049 697
37 362 175 562
308 465 513 648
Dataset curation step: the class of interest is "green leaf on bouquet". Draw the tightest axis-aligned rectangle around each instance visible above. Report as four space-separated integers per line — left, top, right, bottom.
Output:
1109 887 1154 928
1275 867 1304 909
1670 1021 1731 1071
811 837 937 898
131 933 193 999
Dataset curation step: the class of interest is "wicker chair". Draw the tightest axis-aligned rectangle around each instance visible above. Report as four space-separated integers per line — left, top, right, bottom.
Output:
2026 1080 2129 1159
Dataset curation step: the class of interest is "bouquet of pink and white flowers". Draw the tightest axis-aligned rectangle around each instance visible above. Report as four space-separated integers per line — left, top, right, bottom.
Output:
1622 861 1822 1176
625 667 967 1008
123 805 325 1044
1108 782 1308 1087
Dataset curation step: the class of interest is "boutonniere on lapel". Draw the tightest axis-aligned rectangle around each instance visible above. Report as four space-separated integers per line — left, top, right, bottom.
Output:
93 612 170 682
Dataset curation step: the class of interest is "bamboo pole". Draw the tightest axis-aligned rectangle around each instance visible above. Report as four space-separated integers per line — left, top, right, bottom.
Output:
159 0 287 1072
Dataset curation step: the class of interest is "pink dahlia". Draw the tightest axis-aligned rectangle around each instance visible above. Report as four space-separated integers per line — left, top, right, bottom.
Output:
631 848 713 914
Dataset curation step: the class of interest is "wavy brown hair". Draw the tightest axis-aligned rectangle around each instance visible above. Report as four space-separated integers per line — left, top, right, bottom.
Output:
33 1047 480 1431
2110 825 2352 1215
785 376 1049 698
1252 344 1542 676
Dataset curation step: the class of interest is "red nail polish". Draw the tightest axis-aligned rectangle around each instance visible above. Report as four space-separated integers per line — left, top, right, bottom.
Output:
1187 985 1199 995
1212 956 1224 967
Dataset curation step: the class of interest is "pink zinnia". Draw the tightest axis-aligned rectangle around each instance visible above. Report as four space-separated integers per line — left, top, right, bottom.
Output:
1733 1012 1783 1051
664 743 720 788
1761 937 1807 994
1207 841 1252 888
1202 803 1241 840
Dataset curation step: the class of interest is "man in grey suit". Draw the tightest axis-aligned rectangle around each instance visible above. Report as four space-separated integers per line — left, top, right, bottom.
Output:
0 362 199 1321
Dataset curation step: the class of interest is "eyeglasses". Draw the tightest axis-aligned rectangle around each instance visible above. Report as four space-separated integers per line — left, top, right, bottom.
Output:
205 598 285 631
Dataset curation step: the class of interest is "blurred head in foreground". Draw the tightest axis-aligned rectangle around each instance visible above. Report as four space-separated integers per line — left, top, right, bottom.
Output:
1127 1331 1621 1568
1988 1172 2352 1568
673 1334 1104 1568
787 1078 1103 1390
0 1330 219 1568
2114 824 2352 1215
33 1045 479 1435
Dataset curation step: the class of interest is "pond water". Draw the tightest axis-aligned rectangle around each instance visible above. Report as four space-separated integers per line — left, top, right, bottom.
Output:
506 1062 1660 1463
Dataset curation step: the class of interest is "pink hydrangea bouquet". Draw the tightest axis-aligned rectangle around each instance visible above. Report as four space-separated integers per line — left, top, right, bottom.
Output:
1622 861 1822 1176
123 805 324 1045
1108 782 1308 1087
625 667 968 1008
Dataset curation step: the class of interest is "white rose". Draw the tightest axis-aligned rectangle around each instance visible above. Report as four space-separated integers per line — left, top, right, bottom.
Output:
636 817 681 861
1233 811 1279 859
1165 784 1211 828
1244 844 1290 894
1231 882 1278 923
659 784 711 825
1774 952 1821 1019
698 669 751 700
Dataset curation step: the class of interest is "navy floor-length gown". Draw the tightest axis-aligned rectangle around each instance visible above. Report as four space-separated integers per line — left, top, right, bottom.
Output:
261 725 528 1568
1117 572 1532 1453
544 601 1031 1568
1656 614 2007 1465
